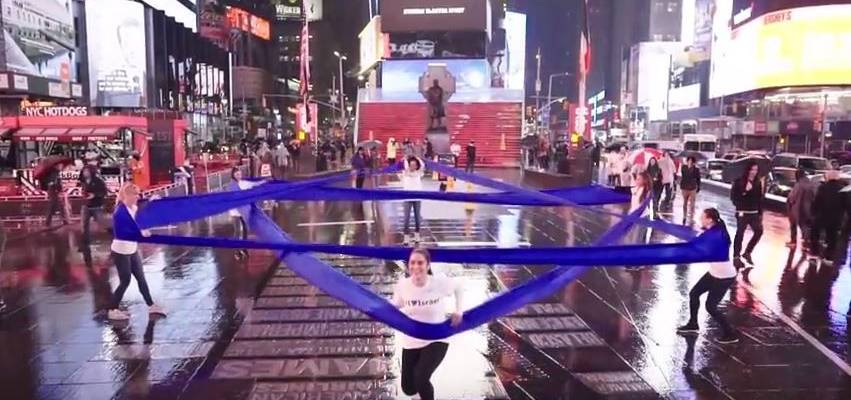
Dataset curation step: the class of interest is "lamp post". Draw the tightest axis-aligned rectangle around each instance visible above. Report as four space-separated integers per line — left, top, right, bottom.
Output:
534 49 541 134
333 51 347 120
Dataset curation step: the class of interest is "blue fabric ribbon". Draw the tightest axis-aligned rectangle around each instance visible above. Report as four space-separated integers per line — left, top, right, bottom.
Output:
111 162 732 340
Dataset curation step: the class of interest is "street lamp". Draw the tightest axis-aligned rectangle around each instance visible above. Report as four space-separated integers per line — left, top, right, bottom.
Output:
334 51 347 120
544 72 571 131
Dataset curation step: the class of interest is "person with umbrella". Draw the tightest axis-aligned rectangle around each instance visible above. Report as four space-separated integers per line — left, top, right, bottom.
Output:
646 157 663 218
730 161 764 265
351 147 369 189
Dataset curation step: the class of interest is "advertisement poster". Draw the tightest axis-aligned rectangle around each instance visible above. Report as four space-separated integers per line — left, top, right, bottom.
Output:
382 59 490 92
504 11 527 90
2 0 76 81
387 32 485 59
380 0 487 33
86 0 147 107
199 0 230 50
693 0 715 58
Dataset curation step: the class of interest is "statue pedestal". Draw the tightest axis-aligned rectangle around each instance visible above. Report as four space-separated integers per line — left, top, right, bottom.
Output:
425 127 450 155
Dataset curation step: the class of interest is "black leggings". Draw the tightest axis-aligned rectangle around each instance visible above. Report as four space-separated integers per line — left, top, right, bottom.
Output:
733 212 763 257
111 252 154 308
401 342 449 400
688 273 735 336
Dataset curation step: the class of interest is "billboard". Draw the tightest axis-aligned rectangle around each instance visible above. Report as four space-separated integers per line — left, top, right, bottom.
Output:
731 0 851 28
710 4 851 97
199 0 229 49
381 59 489 92
387 32 485 59
359 16 385 74
275 0 323 21
2 0 76 82
226 7 271 40
380 0 488 33
139 0 198 31
504 11 526 90
668 84 701 111
86 0 147 107
692 0 716 58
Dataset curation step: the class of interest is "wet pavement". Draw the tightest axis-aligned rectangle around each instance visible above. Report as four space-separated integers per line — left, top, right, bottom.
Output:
0 170 850 399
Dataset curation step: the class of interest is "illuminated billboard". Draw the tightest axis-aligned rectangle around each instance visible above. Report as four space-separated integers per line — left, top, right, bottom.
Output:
382 59 489 92
86 0 147 107
2 0 76 82
380 0 488 33
226 6 271 40
504 11 526 90
359 17 385 74
710 4 851 98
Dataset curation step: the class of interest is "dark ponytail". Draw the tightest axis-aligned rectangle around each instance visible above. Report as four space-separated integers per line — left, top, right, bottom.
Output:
702 208 730 243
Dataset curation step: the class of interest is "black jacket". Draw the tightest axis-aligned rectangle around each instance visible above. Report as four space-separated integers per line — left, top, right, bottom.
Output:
82 176 108 208
680 165 701 191
813 179 846 223
730 177 763 212
466 144 476 161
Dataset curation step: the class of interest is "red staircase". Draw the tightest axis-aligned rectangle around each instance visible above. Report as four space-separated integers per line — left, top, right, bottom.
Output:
358 102 522 167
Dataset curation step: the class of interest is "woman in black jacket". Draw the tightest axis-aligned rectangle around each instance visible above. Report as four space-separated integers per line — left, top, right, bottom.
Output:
646 157 663 218
730 162 763 265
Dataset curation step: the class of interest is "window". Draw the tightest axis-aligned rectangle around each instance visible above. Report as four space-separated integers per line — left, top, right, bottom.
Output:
667 2 678 13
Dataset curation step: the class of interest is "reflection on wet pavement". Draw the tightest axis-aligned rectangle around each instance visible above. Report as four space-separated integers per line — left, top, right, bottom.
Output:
1 170 850 399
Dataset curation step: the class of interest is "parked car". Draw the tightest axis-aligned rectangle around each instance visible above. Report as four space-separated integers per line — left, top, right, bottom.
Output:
770 153 833 175
766 167 798 197
705 159 729 181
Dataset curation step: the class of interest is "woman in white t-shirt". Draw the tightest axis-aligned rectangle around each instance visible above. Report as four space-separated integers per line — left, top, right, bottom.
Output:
392 247 463 400
400 157 425 244
229 167 263 259
677 208 739 344
107 183 166 321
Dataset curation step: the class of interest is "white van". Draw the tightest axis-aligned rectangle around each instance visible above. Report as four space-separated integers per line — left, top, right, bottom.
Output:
682 134 718 159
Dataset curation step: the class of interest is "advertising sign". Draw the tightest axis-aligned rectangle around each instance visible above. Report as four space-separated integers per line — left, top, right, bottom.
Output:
731 0 851 28
1 0 76 82
86 0 147 108
380 0 488 33
358 17 385 74
199 0 229 50
226 7 271 40
22 105 89 117
692 0 715 58
139 0 198 31
387 32 485 59
381 59 489 92
505 11 527 90
668 84 701 111
710 4 851 98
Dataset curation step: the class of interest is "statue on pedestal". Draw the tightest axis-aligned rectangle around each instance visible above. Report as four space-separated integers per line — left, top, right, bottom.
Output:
419 67 455 133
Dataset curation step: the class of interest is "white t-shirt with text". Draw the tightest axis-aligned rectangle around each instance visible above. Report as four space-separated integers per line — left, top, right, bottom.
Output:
392 274 464 349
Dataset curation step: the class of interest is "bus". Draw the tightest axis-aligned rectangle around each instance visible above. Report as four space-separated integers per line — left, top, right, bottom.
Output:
682 134 718 159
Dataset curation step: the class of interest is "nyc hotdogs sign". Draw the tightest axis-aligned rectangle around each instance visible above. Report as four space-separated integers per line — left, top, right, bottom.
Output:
22 105 90 117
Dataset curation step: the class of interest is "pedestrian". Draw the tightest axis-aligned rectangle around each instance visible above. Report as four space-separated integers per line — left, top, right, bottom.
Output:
274 143 290 178
606 149 620 186
387 138 398 166
810 170 846 265
128 152 144 187
229 167 263 259
43 162 69 227
450 142 461 168
680 157 702 224
392 247 464 400
337 139 346 164
413 139 425 158
631 171 652 215
646 157 663 218
786 169 816 250
288 141 301 173
616 147 632 191
401 156 424 245
677 207 738 344
403 138 414 157
80 166 109 245
107 183 166 320
465 140 476 173
730 161 763 265
660 152 676 203
425 138 434 159
351 147 368 189
592 141 601 168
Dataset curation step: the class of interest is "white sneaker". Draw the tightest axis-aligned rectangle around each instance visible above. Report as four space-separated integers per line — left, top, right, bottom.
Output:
148 304 167 317
107 309 130 320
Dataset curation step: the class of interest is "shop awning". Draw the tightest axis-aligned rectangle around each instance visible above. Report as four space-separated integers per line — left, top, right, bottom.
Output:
13 127 122 142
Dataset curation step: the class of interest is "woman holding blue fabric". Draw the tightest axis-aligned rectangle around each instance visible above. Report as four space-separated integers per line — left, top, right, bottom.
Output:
392 248 464 400
108 183 166 321
229 167 262 259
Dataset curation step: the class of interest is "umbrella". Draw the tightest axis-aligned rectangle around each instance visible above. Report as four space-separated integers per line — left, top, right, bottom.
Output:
33 155 73 180
357 139 382 149
721 156 771 183
676 150 707 162
629 148 664 167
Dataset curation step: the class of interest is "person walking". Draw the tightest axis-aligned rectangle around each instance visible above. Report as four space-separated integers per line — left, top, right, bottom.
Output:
465 140 476 173
274 143 290 178
44 163 69 227
351 147 368 189
387 138 398 166
229 167 264 259
786 169 816 250
810 170 846 265
80 166 109 245
392 247 464 400
680 157 702 224
400 157 425 244
677 208 738 344
646 157 663 218
450 142 461 168
403 138 414 157
107 183 166 321
425 138 434 160
660 152 676 204
730 162 763 265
